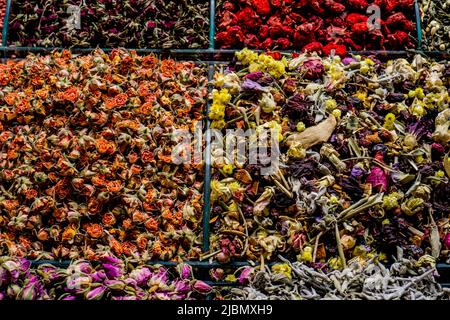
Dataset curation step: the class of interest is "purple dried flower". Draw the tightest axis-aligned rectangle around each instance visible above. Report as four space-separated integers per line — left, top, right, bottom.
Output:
91 270 107 282
444 233 450 249
21 280 39 300
351 165 365 178
342 57 357 65
100 255 122 265
245 71 264 81
241 79 269 92
173 279 191 293
238 267 252 285
7 284 21 298
130 267 152 286
192 280 212 294
85 286 106 300
176 263 192 280
103 264 122 279
153 292 171 300
104 280 126 291
366 166 388 192
148 270 168 287
123 278 138 288
112 296 138 300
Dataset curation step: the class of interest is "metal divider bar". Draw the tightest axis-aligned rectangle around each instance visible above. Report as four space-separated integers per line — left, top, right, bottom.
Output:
209 0 215 50
415 0 423 49
202 63 214 253
1 0 12 57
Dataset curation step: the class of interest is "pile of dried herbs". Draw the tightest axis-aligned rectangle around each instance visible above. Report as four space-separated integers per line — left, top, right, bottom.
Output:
207 49 450 267
0 49 208 262
223 255 450 300
420 0 450 51
8 0 210 48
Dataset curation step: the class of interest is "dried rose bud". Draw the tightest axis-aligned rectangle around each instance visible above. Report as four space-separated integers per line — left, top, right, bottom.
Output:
192 280 212 294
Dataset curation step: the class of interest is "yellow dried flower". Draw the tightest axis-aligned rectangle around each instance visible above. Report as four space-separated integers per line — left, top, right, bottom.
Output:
213 89 232 105
328 257 343 270
296 122 306 132
332 109 342 119
382 193 400 210
410 103 426 117
223 275 236 282
235 48 259 65
298 246 313 263
383 113 396 130
287 141 306 159
435 170 445 178
271 263 292 279
325 99 337 112
222 164 235 175
210 120 226 130
209 102 225 120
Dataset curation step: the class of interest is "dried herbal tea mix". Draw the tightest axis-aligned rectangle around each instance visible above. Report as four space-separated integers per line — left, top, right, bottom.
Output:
223 256 450 300
216 0 417 53
0 49 208 262
8 0 210 48
420 0 450 51
207 49 450 267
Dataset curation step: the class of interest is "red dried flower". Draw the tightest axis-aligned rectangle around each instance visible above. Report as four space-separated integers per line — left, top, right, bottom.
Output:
302 42 323 54
234 7 261 29
323 43 347 57
251 0 271 16
347 0 369 10
266 51 282 60
324 0 346 13
346 13 368 25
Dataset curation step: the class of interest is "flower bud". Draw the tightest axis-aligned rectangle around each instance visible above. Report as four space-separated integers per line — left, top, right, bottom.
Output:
7 284 21 298
21 281 38 300
444 233 450 249
85 286 106 300
238 267 252 285
192 280 212 294
173 279 191 293
340 235 356 251
176 263 192 280
104 280 126 291
103 263 122 279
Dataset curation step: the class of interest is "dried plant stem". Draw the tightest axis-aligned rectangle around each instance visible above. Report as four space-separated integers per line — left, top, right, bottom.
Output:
312 232 322 263
237 206 249 258
335 223 347 268
200 250 221 261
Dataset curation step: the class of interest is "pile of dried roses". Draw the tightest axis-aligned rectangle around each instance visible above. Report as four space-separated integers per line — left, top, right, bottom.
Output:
0 255 213 300
216 0 417 53
0 49 208 262
8 0 210 48
208 49 450 268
